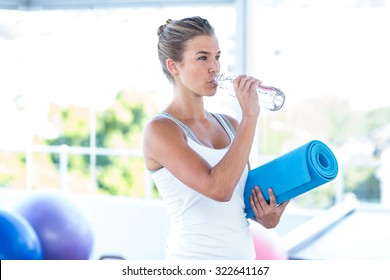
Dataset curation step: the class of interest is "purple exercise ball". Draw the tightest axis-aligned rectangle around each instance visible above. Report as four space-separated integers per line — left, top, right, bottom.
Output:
15 191 94 260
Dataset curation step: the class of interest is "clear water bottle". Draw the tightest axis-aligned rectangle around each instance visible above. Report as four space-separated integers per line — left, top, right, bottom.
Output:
213 73 285 111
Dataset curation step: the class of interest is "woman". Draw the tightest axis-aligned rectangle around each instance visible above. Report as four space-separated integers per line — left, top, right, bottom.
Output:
143 16 289 259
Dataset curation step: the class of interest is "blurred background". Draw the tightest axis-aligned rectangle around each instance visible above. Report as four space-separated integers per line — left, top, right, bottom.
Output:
0 0 389 260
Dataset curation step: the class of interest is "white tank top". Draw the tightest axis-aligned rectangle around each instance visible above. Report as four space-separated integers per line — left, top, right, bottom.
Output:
150 112 255 260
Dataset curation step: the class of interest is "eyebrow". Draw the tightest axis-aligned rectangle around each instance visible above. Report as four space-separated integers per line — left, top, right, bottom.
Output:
195 50 221 55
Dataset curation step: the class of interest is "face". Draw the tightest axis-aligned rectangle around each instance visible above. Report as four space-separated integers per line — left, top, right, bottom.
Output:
173 35 221 96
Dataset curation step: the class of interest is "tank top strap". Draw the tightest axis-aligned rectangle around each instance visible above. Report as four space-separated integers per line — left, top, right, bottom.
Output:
210 113 236 142
157 112 236 145
157 112 204 145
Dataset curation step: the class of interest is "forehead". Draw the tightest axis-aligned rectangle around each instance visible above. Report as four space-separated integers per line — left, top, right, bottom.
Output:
185 35 220 55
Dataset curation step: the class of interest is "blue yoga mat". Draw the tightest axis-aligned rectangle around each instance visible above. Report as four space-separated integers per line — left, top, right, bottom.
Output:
244 140 338 219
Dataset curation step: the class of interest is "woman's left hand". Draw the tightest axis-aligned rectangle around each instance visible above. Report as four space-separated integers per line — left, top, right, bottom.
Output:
250 186 289 229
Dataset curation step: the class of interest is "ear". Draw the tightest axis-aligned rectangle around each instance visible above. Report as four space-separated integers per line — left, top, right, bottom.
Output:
166 58 179 75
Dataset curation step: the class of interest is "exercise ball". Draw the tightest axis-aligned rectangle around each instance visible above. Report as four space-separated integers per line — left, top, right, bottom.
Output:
0 209 43 260
15 191 94 260
249 221 288 260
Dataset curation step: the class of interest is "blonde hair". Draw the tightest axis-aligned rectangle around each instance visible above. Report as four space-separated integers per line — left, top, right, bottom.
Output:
157 16 215 84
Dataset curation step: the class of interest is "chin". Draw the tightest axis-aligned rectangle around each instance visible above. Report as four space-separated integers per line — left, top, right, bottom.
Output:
204 90 217 97
206 86 218 96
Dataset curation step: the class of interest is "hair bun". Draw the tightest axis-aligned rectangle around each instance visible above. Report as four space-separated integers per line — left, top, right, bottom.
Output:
157 19 173 37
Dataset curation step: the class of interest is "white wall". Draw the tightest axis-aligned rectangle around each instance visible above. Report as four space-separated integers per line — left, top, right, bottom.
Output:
0 189 170 260
0 189 313 260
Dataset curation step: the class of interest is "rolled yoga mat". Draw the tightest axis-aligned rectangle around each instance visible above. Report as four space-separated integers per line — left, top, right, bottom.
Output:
244 140 338 219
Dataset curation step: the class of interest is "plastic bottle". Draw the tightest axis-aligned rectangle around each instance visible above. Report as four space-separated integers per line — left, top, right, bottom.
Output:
213 73 285 111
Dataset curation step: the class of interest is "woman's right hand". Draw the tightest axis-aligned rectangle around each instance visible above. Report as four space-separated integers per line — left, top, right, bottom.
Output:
233 75 261 119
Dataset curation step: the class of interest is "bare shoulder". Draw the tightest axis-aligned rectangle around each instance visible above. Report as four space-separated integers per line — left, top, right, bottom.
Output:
142 115 187 170
143 115 187 147
144 116 184 137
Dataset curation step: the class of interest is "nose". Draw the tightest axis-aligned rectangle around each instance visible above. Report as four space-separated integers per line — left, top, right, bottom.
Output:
209 58 220 73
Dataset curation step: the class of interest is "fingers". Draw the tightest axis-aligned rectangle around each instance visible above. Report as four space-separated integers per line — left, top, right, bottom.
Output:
249 186 290 228
234 75 261 118
250 187 260 217
234 75 261 94
277 200 290 214
235 75 262 85
268 188 277 206
250 193 259 217
250 186 266 211
251 186 273 206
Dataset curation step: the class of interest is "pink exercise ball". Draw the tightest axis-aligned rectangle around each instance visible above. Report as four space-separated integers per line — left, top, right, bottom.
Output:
250 221 288 260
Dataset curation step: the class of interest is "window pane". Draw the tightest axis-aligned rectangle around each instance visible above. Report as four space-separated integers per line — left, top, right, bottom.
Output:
0 6 237 195
250 2 390 207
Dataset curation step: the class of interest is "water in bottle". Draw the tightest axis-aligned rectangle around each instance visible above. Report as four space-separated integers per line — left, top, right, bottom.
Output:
213 73 285 111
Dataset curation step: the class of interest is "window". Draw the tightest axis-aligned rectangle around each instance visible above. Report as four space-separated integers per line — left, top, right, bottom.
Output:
0 6 238 196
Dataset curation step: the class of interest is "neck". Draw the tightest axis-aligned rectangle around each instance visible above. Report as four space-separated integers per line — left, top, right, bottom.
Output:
165 87 207 121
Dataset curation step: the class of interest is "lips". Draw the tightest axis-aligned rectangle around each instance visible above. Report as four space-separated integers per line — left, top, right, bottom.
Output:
210 75 218 87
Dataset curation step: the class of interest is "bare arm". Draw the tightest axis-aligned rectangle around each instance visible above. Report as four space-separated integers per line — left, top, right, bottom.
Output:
143 76 260 202
225 107 289 228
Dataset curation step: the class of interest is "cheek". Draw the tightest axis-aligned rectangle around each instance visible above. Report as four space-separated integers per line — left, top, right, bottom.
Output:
181 66 200 84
